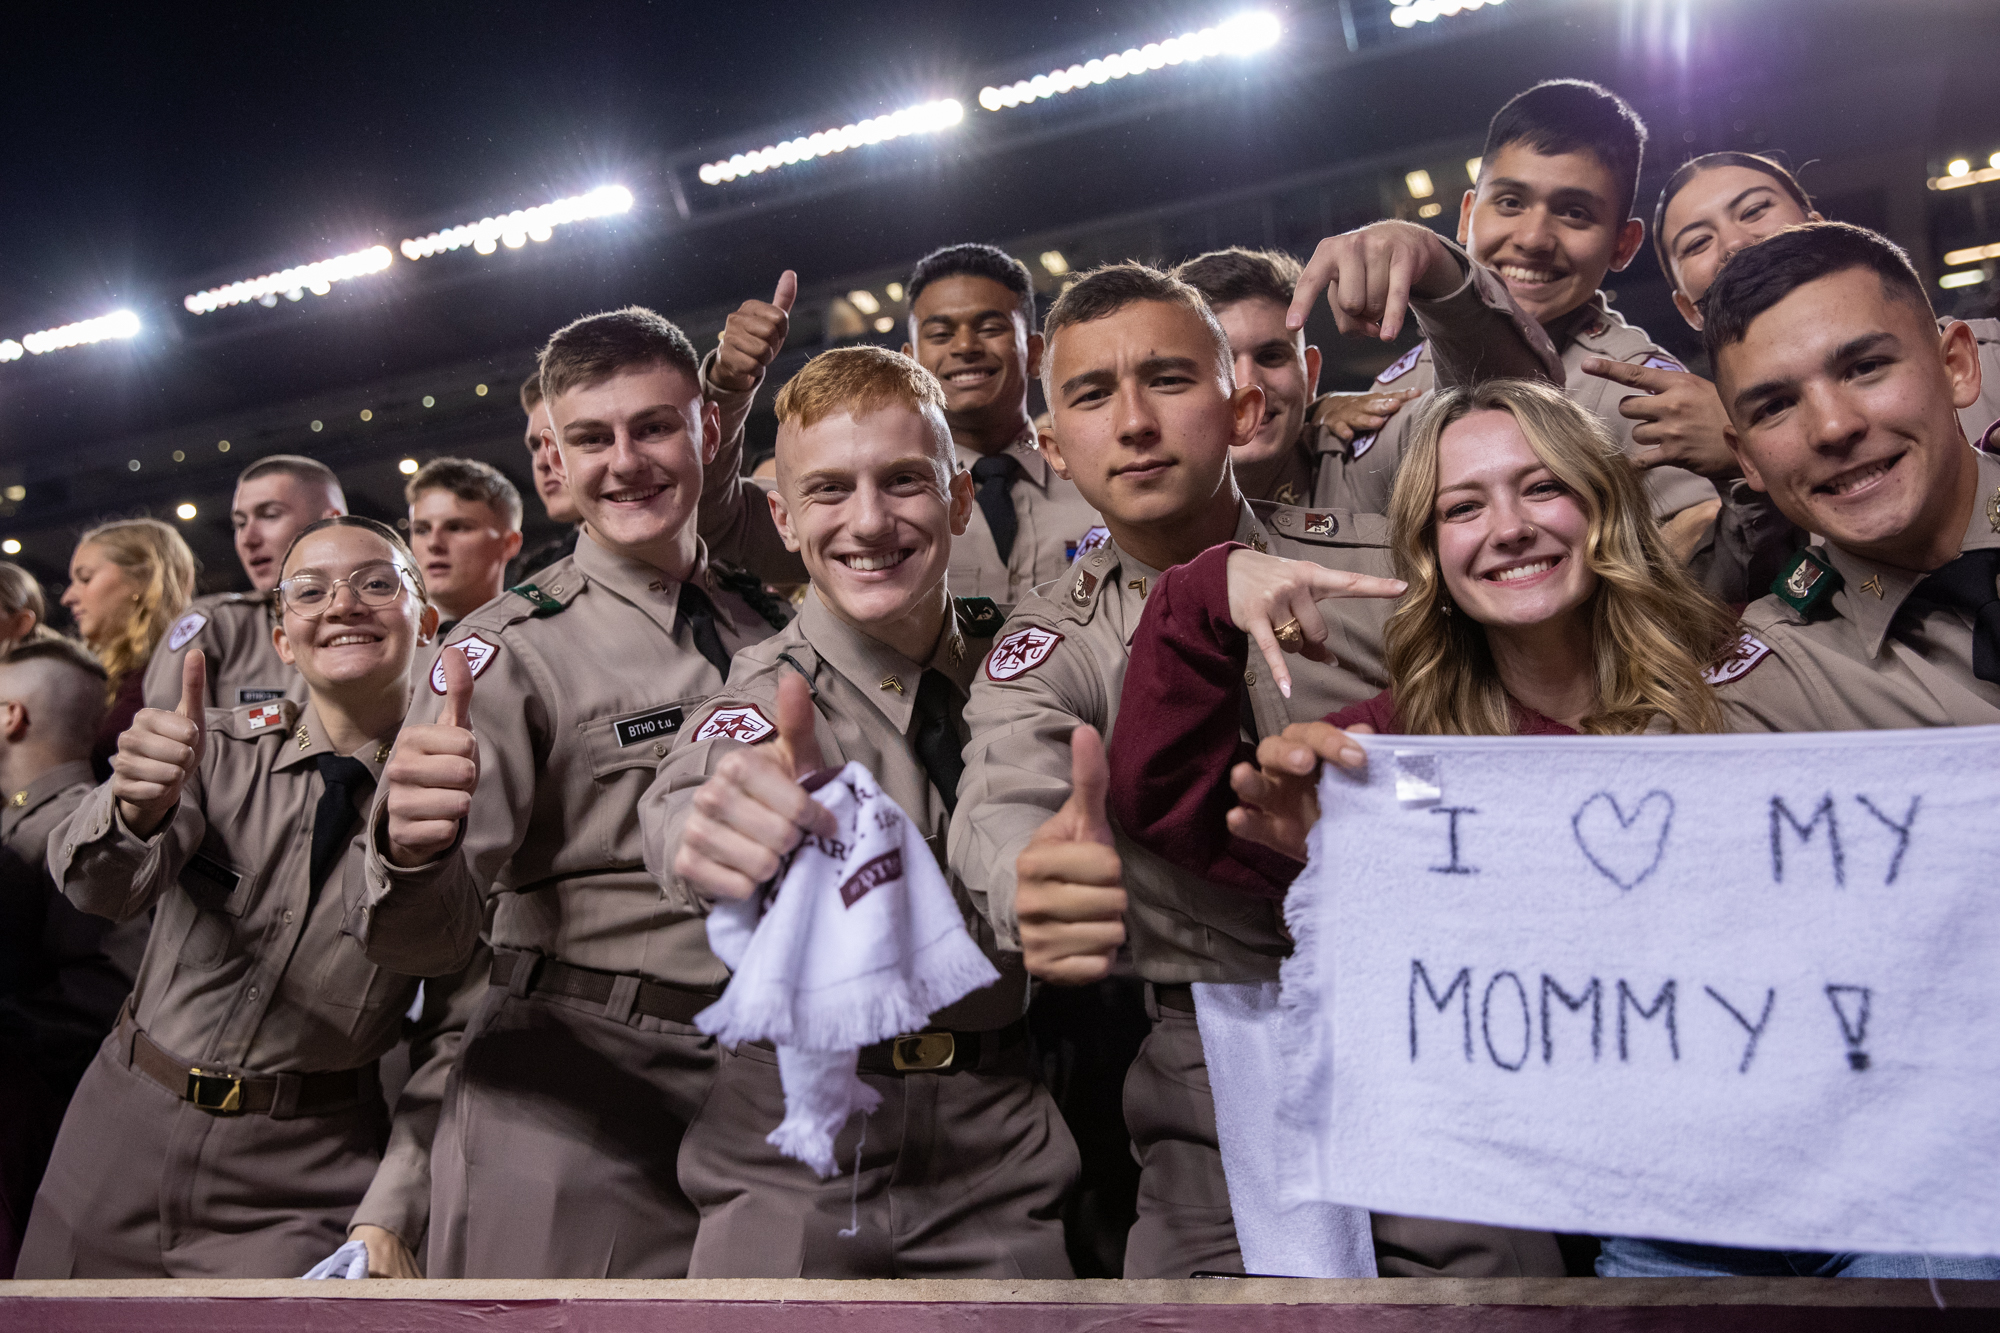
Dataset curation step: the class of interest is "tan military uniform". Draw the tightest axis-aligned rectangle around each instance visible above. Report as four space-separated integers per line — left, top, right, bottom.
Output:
1315 242 1717 523
18 699 481 1278
643 588 1076 1277
357 531 785 1278
1717 452 2000 731
142 591 302 713
694 355 1104 608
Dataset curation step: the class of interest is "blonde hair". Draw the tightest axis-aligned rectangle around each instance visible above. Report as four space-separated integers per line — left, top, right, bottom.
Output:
1385 379 1733 736
74 518 198 693
774 344 950 432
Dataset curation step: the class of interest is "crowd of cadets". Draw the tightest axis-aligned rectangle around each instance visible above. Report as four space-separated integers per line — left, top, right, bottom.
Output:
3 77 1999 1282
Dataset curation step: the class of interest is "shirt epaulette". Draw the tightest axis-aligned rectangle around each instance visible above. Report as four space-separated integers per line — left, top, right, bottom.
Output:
219 696 301 741
1050 546 1118 626
1258 502 1391 548
711 561 793 631
1771 548 1843 621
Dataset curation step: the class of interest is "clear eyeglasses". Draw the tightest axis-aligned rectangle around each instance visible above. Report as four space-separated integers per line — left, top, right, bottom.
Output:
277 562 414 618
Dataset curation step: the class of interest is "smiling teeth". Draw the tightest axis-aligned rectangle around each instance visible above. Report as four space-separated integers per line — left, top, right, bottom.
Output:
606 486 664 503
1825 460 1893 496
1498 265 1561 284
323 634 375 647
842 551 909 572
1492 560 1553 583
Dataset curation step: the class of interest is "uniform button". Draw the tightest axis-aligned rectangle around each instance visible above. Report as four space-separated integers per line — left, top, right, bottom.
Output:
653 741 666 757
283 910 294 923
247 986 259 999
1245 669 1258 686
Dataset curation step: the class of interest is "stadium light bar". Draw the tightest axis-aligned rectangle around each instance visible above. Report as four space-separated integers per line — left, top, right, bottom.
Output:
185 246 393 315
2 309 142 360
400 186 634 260
1944 242 2000 266
978 12 1280 112
1940 270 1987 290
1391 0 1505 28
698 100 964 186
1930 165 2000 191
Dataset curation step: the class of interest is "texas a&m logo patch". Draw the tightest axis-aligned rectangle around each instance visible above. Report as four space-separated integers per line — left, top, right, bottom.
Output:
1379 342 1424 383
1702 632 1772 686
694 704 776 744
167 612 208 653
1065 525 1112 563
986 626 1063 681
430 634 500 695
1641 355 1687 374
245 702 286 732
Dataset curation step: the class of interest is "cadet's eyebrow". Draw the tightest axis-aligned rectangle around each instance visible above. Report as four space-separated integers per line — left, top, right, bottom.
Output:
1727 332 1899 416
1671 186 1778 251
922 308 1010 328
1059 366 1116 397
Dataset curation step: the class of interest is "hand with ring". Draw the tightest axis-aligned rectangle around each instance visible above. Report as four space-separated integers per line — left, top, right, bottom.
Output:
1224 549 1406 698
1273 618 1304 650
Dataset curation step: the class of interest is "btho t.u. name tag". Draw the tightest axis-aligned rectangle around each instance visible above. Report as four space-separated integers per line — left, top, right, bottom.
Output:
613 705 686 747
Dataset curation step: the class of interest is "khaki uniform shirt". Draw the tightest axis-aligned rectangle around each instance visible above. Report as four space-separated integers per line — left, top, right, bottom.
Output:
641 588 1026 1032
948 500 1394 983
358 531 785 987
143 591 303 713
1716 451 2000 731
47 698 484 1246
1319 242 1717 523
694 354 1104 609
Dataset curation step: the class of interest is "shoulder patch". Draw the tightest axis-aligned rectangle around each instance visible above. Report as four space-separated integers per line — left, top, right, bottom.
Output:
1772 549 1843 619
1981 418 2000 456
1066 525 1112 562
244 701 286 733
430 633 501 695
167 612 208 653
507 583 566 617
986 625 1063 681
694 703 776 744
1641 355 1686 374
1704 631 1773 686
954 596 1004 637
1379 342 1424 384
1350 430 1379 460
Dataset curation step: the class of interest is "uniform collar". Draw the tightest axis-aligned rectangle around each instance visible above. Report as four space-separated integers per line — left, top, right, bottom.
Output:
958 424 1052 489
1548 290 1618 353
3 758 94 837
570 528 736 641
272 698 396 776
798 586 967 734
1099 500 1265 636
1823 449 2000 657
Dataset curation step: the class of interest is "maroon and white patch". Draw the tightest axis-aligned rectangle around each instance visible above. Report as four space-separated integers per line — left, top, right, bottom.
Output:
430 633 500 695
1073 525 1111 559
694 703 776 744
986 626 1063 681
1379 342 1425 383
167 611 208 653
245 701 286 732
1703 631 1773 686
1351 430 1379 459
1641 355 1687 374
1981 418 2000 456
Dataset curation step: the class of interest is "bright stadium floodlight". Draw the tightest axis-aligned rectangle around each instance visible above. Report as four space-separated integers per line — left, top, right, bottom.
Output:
698 99 964 186
400 186 635 260
1944 242 2000 266
976 11 1281 112
185 246 394 314
1391 0 1505 28
12 309 142 356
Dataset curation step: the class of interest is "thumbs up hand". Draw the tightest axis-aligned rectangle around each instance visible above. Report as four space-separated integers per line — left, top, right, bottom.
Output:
673 672 839 902
112 649 208 836
1014 725 1127 984
384 646 481 868
711 270 798 395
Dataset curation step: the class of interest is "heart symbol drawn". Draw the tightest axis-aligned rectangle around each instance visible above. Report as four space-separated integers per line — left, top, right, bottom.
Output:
1571 790 1674 891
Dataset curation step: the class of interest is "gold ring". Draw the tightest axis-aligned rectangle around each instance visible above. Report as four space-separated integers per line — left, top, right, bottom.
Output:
1273 618 1303 650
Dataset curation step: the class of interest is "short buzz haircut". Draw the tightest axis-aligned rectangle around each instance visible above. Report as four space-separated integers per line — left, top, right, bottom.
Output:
1482 79 1648 223
906 244 1036 325
1039 262 1233 401
1701 221 1933 366
538 306 701 404
773 347 953 473
405 457 524 532
519 370 544 411
237 454 347 511
3 628 106 681
0 630 108 757
1173 247 1304 313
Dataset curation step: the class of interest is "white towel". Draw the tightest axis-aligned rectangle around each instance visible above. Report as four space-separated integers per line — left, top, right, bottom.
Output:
698 761 999 1177
1194 980 1377 1277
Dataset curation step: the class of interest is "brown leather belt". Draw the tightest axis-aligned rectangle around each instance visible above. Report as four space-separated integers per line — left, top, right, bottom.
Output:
121 1018 378 1118
754 1018 1029 1076
1152 982 1198 1015
492 950 718 1025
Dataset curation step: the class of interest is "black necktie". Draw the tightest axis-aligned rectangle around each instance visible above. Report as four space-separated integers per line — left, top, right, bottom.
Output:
677 582 733 681
910 670 964 813
970 455 1019 564
310 755 374 904
1914 548 2000 683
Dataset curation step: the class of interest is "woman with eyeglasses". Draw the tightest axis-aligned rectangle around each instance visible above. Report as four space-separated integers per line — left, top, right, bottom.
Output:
17 517 489 1280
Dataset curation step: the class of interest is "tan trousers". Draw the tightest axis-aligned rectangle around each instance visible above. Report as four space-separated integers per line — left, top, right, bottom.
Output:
680 1038 1077 1278
427 983 717 1278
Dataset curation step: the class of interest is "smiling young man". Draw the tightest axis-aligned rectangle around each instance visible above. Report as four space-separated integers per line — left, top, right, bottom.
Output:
945 264 1554 1279
699 249 1103 611
404 458 524 634
358 306 790 1279
143 455 346 712
1291 81 1722 554
639 346 1078 1278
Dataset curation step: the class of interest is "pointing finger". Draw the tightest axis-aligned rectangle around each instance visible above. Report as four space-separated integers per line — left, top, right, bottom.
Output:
1581 356 1676 394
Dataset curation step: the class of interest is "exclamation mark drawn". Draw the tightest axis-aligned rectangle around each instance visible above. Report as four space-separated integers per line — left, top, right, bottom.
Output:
1826 985 1872 1071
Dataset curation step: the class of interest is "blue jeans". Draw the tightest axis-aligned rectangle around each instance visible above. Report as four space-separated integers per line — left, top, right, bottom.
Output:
1597 1236 2000 1279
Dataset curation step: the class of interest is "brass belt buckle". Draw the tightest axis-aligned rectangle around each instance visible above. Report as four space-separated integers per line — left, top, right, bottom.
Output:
185 1067 244 1113
891 1031 955 1072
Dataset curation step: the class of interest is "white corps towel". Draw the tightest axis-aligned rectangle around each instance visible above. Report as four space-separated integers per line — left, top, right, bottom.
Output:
698 761 999 1177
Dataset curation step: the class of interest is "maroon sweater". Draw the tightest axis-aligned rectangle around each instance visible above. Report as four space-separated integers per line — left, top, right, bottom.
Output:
1106 542 1575 901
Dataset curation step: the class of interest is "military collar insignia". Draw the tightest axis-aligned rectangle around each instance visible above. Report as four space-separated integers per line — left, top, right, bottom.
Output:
1860 574 1884 599
1127 578 1148 599
1986 483 2000 534
1773 548 1843 619
9 790 25 807
880 675 904 694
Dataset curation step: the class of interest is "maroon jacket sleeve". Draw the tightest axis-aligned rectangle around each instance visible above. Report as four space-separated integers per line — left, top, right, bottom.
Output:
1106 542 1307 900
